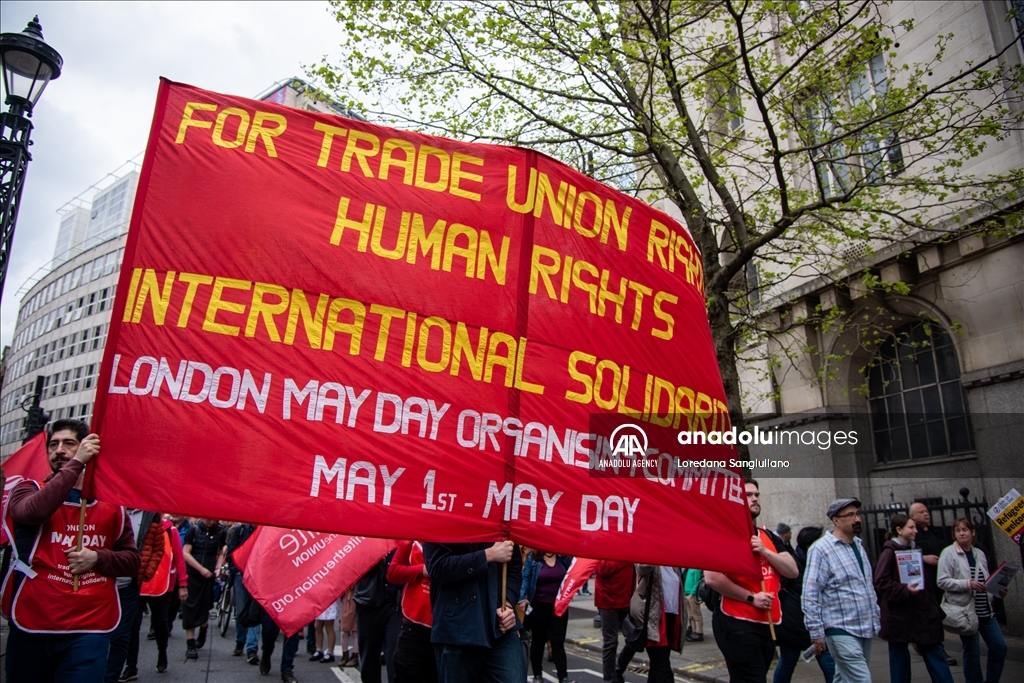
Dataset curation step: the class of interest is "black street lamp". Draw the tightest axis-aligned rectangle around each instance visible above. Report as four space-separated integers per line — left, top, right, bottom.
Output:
0 16 62 304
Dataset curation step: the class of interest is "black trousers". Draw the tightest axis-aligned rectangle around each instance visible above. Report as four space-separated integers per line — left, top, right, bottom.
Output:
527 601 568 679
393 619 437 683
712 609 776 683
645 613 679 683
166 589 180 632
104 581 139 683
356 601 402 683
127 593 171 669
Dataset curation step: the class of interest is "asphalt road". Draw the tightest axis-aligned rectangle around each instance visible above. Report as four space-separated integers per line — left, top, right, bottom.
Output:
119 615 665 683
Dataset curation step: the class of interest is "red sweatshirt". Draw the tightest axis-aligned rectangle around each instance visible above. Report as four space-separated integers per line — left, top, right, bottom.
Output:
387 540 432 626
8 459 138 578
595 560 634 610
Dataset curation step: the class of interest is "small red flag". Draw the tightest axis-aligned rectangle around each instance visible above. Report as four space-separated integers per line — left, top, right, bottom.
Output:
554 557 600 616
1 433 50 546
236 526 396 636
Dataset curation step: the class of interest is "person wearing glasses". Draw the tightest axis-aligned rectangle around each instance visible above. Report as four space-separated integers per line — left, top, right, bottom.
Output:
803 499 881 683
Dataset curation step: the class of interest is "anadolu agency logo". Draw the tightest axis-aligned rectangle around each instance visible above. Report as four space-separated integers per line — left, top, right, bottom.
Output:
598 423 663 470
610 423 649 460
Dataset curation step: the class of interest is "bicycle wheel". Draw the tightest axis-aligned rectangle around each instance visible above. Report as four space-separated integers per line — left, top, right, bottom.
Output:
218 582 233 637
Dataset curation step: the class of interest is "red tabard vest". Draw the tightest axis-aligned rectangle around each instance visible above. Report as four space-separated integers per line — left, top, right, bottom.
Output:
141 527 173 597
720 528 783 625
400 542 432 627
1 482 123 633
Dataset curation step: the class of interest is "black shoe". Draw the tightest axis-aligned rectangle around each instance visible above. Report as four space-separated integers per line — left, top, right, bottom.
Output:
233 643 244 656
196 625 208 649
686 633 704 642
281 671 297 683
186 641 198 661
118 668 139 682
156 650 168 673
260 651 271 675
321 653 335 664
247 650 260 665
947 656 958 667
147 628 157 640
309 649 323 661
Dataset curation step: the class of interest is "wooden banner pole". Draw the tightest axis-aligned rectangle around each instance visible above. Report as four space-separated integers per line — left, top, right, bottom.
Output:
501 562 508 613
72 496 87 592
761 579 776 640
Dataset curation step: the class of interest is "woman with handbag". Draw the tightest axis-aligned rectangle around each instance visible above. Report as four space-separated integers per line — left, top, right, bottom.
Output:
937 518 1008 683
518 550 573 683
874 514 953 683
620 565 685 683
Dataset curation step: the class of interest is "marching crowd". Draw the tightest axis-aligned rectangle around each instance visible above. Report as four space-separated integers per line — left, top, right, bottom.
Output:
1 419 1017 683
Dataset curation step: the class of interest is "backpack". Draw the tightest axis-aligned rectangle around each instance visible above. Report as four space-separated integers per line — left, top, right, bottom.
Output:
237 587 265 628
697 574 721 613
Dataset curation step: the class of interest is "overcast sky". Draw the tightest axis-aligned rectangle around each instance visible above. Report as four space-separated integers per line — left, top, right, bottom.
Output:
1 1 349 348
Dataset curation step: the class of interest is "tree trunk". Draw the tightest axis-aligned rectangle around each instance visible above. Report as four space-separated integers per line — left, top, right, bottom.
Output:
706 289 750 460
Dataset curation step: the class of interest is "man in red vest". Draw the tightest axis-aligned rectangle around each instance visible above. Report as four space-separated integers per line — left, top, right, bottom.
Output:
2 419 140 683
705 479 798 683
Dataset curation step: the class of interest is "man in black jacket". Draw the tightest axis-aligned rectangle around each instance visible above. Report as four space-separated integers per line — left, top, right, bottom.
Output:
422 540 526 683
355 549 401 683
909 501 957 666
909 502 945 596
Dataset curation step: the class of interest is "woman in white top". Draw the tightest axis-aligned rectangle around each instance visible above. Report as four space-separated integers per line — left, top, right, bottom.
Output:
937 518 1007 683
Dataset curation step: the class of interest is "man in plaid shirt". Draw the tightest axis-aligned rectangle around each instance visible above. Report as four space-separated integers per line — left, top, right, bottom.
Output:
803 498 881 683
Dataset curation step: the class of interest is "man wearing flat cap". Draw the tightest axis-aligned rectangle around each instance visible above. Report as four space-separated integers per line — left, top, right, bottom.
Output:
802 499 880 683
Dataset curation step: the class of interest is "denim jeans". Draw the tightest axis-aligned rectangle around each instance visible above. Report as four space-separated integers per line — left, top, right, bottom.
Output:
961 616 1007 683
306 621 317 654
104 581 140 682
433 630 528 683
246 623 262 653
774 643 835 683
6 624 112 683
261 611 300 673
825 633 872 683
234 572 249 646
887 642 954 683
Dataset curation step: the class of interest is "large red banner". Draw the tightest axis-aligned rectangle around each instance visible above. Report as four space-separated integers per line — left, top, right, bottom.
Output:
90 79 755 575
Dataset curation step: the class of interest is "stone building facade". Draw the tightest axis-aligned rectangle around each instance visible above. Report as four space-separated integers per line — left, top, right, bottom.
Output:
727 1 1024 633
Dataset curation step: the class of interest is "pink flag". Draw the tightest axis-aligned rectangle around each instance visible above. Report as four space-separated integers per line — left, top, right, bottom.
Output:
1 433 50 546
236 526 396 635
554 557 600 616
